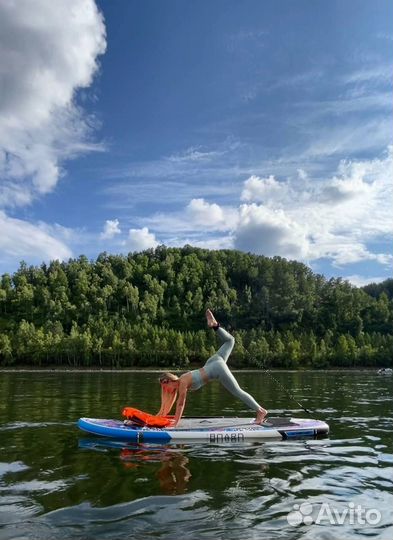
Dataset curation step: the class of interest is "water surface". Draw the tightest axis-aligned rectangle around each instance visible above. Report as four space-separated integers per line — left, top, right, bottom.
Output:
0 371 392 539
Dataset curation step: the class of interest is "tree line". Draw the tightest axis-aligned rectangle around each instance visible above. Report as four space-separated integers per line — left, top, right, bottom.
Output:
0 246 392 368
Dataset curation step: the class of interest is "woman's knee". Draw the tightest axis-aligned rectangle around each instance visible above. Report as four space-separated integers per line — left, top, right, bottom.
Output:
225 335 235 347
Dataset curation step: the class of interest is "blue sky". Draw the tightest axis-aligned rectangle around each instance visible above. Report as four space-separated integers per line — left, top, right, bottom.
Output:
0 0 392 286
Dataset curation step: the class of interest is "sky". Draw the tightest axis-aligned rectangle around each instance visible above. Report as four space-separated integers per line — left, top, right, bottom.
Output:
0 0 392 286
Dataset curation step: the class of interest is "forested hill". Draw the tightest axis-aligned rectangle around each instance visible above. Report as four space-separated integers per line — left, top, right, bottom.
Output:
362 278 393 300
0 247 392 368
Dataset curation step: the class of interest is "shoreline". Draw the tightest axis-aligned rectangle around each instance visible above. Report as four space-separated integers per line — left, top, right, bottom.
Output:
0 367 384 373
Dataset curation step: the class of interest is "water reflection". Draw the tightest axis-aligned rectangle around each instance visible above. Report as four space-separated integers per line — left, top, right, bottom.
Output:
79 438 192 494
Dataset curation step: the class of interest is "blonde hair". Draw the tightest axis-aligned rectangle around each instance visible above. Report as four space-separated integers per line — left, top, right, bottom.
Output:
159 372 179 384
158 372 179 416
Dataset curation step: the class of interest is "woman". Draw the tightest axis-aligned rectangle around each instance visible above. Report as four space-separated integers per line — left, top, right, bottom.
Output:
158 309 268 426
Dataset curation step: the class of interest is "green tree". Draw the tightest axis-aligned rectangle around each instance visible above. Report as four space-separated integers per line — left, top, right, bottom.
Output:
0 334 13 365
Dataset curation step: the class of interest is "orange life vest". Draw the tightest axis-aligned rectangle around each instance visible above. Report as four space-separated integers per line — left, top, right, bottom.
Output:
122 407 172 428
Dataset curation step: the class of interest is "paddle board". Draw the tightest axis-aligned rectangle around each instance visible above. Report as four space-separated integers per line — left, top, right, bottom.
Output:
78 416 329 443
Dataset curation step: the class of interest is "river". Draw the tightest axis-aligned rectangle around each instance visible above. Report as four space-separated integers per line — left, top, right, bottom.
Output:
0 370 392 539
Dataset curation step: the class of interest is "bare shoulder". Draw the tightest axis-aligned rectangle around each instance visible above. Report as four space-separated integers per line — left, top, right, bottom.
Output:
179 371 192 389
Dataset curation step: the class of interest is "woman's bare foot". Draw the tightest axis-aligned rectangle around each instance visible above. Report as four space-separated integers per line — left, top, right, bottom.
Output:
206 309 218 328
254 408 268 424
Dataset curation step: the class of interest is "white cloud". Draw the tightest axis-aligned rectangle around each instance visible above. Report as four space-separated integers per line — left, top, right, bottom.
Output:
0 0 106 207
342 65 392 85
137 146 393 270
186 198 225 226
0 210 72 265
144 198 238 235
289 62 392 160
268 69 324 91
125 227 159 252
166 146 224 163
100 138 244 191
234 204 309 259
320 162 373 204
241 175 285 202
297 169 308 181
100 219 121 240
314 147 393 239
102 179 240 209
308 232 392 267
346 275 388 287
303 116 392 158
174 235 233 251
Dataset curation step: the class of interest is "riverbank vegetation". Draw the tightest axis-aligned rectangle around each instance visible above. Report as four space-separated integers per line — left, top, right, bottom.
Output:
0 247 392 368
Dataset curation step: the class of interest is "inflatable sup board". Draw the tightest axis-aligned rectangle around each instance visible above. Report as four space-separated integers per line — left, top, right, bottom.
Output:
78 416 329 443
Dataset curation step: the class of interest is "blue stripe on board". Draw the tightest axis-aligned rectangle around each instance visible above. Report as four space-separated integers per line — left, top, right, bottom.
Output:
77 418 172 443
284 430 316 438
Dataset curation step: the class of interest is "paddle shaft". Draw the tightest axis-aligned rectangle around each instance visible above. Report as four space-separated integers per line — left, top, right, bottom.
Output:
252 358 312 414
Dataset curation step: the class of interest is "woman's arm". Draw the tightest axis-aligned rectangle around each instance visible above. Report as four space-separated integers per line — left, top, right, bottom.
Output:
172 381 188 426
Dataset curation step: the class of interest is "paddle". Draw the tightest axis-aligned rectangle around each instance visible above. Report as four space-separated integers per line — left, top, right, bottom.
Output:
253 358 312 415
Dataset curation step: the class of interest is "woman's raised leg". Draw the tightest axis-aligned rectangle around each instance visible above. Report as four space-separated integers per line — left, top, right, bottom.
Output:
206 309 234 363
215 327 235 363
217 363 267 422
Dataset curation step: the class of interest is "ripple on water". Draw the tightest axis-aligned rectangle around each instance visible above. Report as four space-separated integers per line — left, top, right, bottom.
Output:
0 491 226 540
0 495 42 526
0 421 75 432
0 461 30 477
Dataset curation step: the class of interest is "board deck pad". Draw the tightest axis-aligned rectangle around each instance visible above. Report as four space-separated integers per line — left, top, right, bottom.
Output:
124 417 299 429
261 417 300 427
78 416 329 443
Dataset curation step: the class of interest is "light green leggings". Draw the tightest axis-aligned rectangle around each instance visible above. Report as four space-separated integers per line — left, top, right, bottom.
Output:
190 327 262 412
